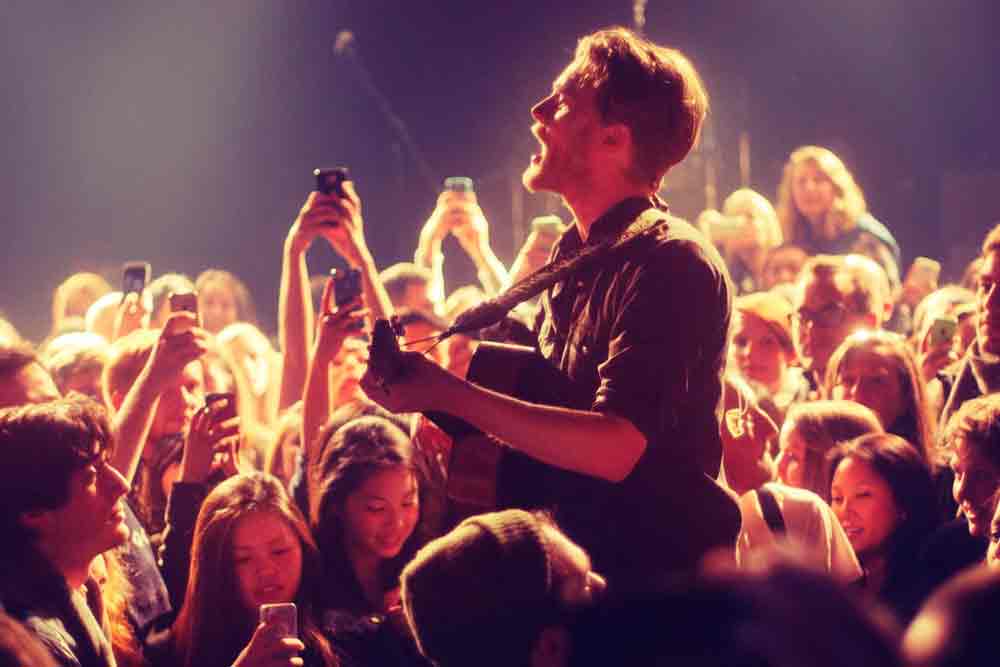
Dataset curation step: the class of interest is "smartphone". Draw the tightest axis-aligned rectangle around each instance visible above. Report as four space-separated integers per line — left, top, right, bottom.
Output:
331 267 363 309
169 291 198 315
314 167 349 197
260 603 297 639
205 392 238 422
530 215 566 238
928 316 958 347
121 261 151 298
443 176 474 194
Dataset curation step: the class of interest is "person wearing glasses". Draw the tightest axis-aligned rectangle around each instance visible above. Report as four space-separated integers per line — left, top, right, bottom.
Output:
792 254 886 395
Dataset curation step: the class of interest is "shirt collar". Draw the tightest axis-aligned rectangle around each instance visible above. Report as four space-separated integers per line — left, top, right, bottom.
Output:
582 196 665 245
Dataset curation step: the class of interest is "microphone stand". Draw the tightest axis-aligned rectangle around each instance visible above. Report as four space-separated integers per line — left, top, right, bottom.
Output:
338 44 439 196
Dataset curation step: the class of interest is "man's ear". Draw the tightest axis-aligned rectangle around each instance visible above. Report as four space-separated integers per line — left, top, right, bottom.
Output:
530 626 572 667
601 123 631 150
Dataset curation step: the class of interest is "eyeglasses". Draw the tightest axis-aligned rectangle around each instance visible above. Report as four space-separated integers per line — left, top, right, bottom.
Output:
792 303 850 328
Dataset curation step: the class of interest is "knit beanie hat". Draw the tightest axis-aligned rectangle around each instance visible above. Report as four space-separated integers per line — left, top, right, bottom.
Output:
736 291 795 355
400 509 553 667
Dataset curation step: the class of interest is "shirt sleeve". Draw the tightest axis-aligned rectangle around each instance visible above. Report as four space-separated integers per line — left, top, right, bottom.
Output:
592 239 727 447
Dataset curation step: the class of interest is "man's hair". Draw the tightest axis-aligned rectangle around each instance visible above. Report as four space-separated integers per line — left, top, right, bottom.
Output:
102 329 159 409
798 254 881 318
0 341 39 383
982 221 1000 258
571 27 708 187
0 397 113 553
940 394 1000 468
379 263 432 307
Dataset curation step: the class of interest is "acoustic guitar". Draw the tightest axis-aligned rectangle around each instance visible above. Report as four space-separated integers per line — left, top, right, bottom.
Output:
368 317 578 521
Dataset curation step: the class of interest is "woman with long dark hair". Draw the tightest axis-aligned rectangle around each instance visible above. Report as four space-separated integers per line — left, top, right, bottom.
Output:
144 472 335 667
827 433 939 622
310 415 430 666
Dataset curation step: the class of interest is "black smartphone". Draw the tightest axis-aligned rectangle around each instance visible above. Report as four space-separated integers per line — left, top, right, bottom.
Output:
331 268 363 308
121 261 151 297
169 291 198 315
314 167 350 197
205 392 238 421
443 176 474 194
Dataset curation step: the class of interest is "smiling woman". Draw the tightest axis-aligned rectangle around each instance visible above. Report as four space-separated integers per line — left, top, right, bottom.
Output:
145 472 334 667
827 433 939 622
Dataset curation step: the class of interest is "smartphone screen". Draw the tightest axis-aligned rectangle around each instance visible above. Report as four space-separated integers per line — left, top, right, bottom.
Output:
332 268 363 309
314 167 349 197
260 603 297 639
121 262 151 297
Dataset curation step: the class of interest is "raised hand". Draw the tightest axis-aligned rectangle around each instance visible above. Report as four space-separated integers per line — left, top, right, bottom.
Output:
178 396 241 484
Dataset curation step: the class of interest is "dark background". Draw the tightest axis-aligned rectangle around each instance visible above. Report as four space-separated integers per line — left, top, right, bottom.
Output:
3 1 998 341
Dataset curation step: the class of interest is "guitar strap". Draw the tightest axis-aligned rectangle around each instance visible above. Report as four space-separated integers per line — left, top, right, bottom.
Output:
443 206 669 338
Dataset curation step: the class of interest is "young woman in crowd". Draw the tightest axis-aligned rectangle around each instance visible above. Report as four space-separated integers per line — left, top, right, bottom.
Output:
699 188 783 294
775 400 882 498
827 433 939 621
195 269 257 335
775 145 900 276
729 291 807 425
310 415 431 666
824 330 936 463
143 472 335 667
216 321 282 466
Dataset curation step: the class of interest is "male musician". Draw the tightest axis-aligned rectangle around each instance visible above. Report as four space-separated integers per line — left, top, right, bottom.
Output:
361 27 738 586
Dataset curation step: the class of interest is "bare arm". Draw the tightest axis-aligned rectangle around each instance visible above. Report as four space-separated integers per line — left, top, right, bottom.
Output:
109 314 209 485
277 217 320 411
362 353 646 483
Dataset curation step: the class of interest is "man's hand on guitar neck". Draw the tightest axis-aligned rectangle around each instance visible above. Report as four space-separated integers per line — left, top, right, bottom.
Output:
360 347 647 484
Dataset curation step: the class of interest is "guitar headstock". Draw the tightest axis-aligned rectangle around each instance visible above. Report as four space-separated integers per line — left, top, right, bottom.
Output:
368 317 406 385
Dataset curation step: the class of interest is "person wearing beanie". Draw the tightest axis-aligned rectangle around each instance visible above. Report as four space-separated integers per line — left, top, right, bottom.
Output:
731 291 809 424
401 509 605 667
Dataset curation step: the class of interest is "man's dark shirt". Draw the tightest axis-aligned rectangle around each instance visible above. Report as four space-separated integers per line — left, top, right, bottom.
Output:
506 196 739 586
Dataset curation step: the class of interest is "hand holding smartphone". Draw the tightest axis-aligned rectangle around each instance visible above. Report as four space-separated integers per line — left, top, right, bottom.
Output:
314 167 350 198
260 603 297 639
168 291 199 334
121 261 151 298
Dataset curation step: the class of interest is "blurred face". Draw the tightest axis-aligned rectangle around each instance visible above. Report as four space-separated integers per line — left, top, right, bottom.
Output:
232 510 303 613
791 161 836 223
199 280 239 334
987 502 1000 568
332 338 368 407
341 465 419 562
62 366 104 401
150 360 204 441
793 273 871 376
762 245 809 289
33 454 131 566
950 437 1000 538
830 456 902 558
523 63 604 196
776 420 808 488
730 311 789 392
401 282 435 314
228 330 273 399
830 348 907 430
976 250 1000 355
404 321 444 367
0 362 60 409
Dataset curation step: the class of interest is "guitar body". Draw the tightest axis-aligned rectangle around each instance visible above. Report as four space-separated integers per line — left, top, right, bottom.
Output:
424 341 577 522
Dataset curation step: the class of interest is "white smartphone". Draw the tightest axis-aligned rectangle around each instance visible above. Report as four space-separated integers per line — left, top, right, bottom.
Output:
260 602 297 638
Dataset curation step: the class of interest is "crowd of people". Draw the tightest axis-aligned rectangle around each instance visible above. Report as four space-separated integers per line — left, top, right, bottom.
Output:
2 25 999 667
